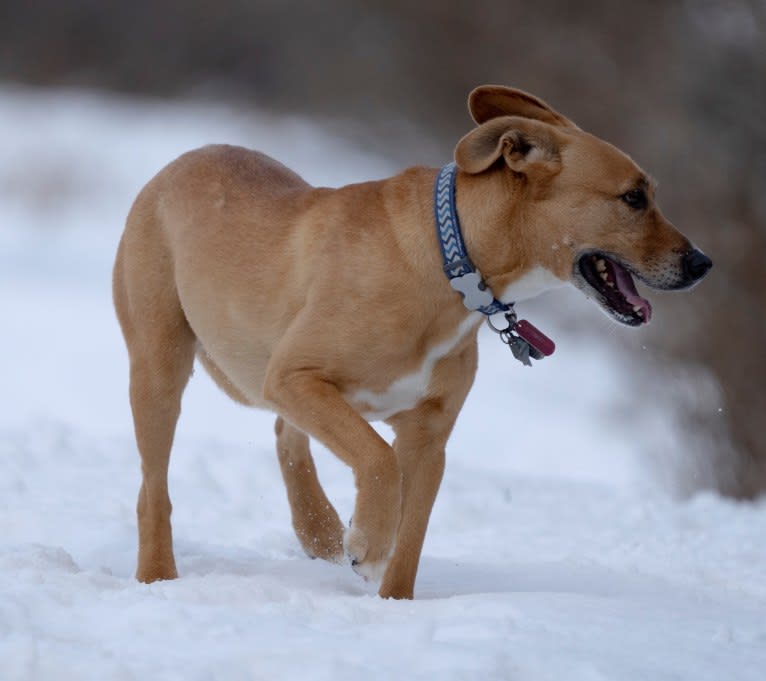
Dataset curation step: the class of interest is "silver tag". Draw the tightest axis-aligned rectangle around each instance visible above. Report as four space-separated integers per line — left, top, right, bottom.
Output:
450 272 494 311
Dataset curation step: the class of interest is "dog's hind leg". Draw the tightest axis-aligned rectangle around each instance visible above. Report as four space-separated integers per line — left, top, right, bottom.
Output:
275 417 344 562
113 220 196 583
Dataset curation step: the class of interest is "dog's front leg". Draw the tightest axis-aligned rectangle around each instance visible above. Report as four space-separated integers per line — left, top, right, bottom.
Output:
377 403 456 600
264 366 402 581
378 343 478 599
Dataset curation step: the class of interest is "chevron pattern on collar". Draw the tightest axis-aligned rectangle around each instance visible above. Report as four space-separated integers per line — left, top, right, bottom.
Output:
433 162 509 316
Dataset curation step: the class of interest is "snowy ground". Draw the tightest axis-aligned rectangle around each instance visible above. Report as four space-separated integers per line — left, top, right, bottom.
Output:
1 86 764 681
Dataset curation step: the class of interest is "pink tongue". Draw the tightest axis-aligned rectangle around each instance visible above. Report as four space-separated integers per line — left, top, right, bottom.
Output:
611 263 652 322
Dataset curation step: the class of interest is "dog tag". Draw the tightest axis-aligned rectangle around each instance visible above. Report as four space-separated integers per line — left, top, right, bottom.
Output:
514 319 555 357
507 335 533 367
450 272 494 311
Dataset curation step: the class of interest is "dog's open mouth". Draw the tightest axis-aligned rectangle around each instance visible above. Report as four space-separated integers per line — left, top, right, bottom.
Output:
576 253 652 326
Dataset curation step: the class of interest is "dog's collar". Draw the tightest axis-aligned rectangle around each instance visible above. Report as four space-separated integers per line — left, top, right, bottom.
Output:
433 162 556 366
434 162 510 316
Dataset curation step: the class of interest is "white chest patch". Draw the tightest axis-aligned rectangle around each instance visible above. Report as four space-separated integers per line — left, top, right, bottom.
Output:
498 265 565 303
350 314 480 422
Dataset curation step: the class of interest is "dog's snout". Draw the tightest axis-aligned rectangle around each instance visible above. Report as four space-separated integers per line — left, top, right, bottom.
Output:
682 249 712 282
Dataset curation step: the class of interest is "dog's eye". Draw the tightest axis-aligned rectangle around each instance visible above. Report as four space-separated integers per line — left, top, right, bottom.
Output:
620 188 647 210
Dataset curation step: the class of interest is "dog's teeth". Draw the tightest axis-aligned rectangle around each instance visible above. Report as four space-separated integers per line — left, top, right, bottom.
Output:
596 259 606 272
607 281 615 288
633 305 643 315
600 272 609 281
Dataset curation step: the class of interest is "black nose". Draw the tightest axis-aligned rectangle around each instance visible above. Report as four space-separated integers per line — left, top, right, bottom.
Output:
682 249 712 281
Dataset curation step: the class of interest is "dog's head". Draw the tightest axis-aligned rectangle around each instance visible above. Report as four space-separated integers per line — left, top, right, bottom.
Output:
455 85 711 326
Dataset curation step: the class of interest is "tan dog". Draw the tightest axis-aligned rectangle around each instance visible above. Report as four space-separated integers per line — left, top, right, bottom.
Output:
113 85 711 599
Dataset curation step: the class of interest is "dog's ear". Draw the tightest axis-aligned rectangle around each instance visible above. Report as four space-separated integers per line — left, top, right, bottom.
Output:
454 116 561 177
469 85 577 129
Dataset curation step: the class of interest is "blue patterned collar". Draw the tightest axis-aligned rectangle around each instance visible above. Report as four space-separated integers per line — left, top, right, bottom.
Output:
433 162 556 366
433 162 510 316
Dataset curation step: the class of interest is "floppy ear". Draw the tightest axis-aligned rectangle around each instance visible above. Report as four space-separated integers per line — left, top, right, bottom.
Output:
469 85 578 129
454 116 561 177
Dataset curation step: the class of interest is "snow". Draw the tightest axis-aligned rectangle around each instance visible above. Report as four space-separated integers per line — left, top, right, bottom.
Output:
1 86 764 681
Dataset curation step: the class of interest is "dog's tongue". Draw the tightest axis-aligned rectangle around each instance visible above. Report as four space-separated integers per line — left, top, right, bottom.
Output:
611 262 652 322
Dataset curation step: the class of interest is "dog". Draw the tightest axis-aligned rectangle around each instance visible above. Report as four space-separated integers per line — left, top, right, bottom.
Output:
113 85 711 599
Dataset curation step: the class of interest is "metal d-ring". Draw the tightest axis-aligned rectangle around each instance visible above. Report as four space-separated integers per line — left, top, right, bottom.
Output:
486 310 518 335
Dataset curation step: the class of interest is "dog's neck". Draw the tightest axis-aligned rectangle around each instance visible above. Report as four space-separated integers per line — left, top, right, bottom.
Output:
457 167 530 285
455 165 565 304
379 164 561 325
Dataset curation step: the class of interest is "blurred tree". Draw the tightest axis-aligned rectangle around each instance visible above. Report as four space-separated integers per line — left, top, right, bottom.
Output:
0 0 763 496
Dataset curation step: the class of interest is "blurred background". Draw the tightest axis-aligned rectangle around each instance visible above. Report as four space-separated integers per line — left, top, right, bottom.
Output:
1 0 763 498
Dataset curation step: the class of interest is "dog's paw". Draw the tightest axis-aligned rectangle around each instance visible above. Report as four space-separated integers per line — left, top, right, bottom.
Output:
344 520 394 583
299 530 345 564
136 560 178 584
293 509 345 564
343 462 401 583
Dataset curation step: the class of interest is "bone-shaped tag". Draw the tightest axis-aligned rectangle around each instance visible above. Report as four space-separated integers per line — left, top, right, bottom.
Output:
450 272 494 311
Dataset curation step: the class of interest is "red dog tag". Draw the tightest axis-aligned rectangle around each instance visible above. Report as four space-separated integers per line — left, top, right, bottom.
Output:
515 319 555 357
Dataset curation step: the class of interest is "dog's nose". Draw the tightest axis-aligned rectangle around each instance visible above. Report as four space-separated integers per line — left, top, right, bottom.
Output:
682 249 712 282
